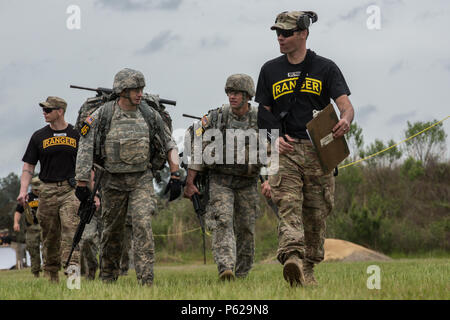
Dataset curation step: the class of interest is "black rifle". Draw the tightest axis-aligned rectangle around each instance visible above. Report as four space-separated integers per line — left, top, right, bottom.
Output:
259 175 280 219
182 114 201 120
180 151 207 264
70 85 177 106
192 192 207 265
64 164 105 268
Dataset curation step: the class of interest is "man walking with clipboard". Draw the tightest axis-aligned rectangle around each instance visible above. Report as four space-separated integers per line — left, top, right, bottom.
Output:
256 11 354 286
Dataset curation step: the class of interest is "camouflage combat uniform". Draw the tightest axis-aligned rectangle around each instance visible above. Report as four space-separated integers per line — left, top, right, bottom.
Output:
256 11 352 286
37 182 80 273
268 142 334 265
25 224 42 274
22 189 42 275
120 213 133 275
188 74 262 278
76 70 176 285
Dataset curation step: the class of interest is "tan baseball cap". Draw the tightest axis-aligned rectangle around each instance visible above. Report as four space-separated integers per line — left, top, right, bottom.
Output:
271 11 317 30
39 96 67 111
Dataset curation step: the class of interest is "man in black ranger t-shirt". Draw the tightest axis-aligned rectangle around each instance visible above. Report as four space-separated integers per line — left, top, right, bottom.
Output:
14 176 42 277
17 96 81 282
256 11 355 287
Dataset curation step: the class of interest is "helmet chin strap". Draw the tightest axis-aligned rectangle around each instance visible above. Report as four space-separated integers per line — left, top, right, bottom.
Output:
232 92 249 110
122 89 139 107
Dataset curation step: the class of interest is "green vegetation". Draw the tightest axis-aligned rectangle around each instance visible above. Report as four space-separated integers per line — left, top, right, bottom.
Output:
0 258 448 299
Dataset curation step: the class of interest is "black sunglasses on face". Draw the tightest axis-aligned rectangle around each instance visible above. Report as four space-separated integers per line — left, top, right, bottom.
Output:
276 28 299 38
42 107 61 113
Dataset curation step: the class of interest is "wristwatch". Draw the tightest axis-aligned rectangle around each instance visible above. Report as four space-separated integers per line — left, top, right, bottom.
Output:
170 171 181 178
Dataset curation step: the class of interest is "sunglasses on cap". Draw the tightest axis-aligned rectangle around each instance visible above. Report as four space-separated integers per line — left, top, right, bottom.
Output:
276 28 299 38
42 107 61 113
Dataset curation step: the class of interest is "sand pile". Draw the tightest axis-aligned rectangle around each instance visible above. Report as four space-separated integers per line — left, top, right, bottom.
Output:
262 238 392 264
324 238 392 262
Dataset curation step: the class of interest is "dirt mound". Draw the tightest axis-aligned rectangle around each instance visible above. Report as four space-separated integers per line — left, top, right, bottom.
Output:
261 238 392 264
324 238 392 262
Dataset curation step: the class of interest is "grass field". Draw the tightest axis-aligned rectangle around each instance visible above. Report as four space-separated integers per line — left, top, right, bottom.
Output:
0 258 448 300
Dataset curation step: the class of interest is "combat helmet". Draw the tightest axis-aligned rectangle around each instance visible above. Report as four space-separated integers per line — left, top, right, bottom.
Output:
113 68 146 94
224 74 255 99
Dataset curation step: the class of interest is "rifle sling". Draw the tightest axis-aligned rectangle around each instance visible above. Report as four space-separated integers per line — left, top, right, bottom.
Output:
279 49 317 134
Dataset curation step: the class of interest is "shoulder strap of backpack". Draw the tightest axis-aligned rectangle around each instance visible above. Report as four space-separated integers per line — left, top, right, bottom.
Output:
138 103 159 140
95 101 115 158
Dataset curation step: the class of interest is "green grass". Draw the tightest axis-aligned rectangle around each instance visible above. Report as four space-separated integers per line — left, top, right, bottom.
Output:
0 258 449 300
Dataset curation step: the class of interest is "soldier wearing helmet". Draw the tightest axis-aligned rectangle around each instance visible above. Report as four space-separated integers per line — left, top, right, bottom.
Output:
256 10 355 287
75 68 180 286
14 176 43 278
112 68 146 106
184 73 264 281
224 73 255 110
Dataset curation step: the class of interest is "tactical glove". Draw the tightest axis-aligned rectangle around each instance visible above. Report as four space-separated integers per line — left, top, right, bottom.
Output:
164 178 182 201
75 186 91 203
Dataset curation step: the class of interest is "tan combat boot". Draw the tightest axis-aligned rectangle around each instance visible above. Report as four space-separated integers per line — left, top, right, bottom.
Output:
219 269 235 281
283 255 305 287
303 261 318 286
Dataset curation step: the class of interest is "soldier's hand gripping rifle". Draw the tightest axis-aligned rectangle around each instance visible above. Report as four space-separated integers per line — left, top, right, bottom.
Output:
192 192 207 265
70 85 177 106
64 164 105 269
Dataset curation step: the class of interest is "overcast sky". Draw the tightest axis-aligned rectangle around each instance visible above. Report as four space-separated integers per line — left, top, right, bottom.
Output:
0 0 449 178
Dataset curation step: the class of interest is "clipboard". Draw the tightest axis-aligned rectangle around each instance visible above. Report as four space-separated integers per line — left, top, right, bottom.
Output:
306 103 350 174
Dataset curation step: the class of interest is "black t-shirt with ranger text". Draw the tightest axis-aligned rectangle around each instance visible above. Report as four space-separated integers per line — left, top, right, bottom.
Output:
255 52 351 139
22 124 79 183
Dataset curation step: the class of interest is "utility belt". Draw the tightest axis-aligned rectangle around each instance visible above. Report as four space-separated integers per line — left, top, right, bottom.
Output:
42 178 77 188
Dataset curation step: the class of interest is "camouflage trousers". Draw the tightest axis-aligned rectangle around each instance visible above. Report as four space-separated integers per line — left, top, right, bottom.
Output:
37 182 80 273
269 140 335 265
80 209 102 275
120 213 133 273
206 173 259 277
100 170 157 285
25 223 42 274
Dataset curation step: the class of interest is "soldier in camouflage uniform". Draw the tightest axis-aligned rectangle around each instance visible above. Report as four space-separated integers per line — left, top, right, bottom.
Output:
75 68 181 286
18 96 80 283
13 177 42 277
184 74 263 281
257 11 355 286
120 213 133 276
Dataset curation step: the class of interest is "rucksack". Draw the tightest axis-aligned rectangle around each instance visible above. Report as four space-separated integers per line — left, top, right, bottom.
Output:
75 93 173 178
